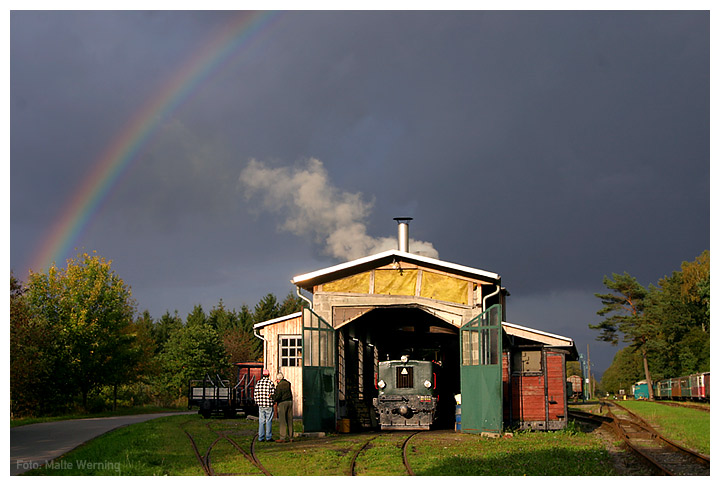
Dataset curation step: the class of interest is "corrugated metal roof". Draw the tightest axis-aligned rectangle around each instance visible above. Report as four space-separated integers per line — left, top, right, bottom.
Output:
291 249 500 286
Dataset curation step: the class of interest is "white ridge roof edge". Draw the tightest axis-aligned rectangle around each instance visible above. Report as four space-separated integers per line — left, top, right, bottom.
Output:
502 321 575 345
292 249 500 284
253 311 302 329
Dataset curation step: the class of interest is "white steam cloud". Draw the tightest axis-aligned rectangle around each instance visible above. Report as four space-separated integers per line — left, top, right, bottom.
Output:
239 158 438 261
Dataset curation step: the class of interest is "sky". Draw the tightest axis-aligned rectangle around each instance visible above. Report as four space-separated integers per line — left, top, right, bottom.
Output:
8 8 711 379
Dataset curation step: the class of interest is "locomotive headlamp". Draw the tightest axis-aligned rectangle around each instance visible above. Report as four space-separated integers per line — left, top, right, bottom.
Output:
401 355 409 363
378 380 386 389
423 380 432 388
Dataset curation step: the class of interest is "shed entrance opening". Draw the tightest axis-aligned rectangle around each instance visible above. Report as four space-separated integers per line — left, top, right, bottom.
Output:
337 306 460 430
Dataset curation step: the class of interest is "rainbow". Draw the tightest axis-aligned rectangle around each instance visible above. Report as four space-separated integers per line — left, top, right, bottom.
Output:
30 11 279 272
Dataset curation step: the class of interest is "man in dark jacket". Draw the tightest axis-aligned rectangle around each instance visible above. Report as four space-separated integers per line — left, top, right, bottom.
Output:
272 372 293 442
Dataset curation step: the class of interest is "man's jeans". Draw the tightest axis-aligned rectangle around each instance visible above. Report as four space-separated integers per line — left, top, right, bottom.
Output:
258 406 274 441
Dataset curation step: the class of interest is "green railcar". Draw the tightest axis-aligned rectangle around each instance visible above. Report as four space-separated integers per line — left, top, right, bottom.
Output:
633 381 649 400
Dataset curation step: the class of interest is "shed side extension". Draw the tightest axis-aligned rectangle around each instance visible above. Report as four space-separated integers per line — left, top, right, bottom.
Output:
254 312 303 417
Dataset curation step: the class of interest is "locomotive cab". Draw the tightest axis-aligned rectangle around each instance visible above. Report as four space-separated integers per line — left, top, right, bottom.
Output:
373 355 442 430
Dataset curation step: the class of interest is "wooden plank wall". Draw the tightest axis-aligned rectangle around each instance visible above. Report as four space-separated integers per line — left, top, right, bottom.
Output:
546 353 566 421
258 315 303 417
510 350 568 426
512 373 546 421
502 353 512 422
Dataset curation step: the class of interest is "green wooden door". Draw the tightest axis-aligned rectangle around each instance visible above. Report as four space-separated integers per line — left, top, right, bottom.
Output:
459 304 503 435
302 306 337 432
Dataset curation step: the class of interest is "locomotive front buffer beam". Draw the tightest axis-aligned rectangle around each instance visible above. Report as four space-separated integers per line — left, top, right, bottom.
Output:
374 395 437 430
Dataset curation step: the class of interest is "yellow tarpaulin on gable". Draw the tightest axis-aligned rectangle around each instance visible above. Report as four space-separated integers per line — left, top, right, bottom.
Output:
320 268 470 305
374 269 418 296
322 272 371 293
420 272 469 305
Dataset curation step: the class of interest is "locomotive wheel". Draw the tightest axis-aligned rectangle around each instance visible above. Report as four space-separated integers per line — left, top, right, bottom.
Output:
200 400 213 419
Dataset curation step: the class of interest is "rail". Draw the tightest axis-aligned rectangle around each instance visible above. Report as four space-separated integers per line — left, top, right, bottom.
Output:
347 431 423 476
569 402 709 475
179 420 270 476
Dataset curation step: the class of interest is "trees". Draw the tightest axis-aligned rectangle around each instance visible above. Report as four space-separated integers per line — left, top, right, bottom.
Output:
152 311 183 351
597 346 645 395
19 253 138 411
10 273 65 415
278 290 304 315
253 293 280 324
644 251 710 378
589 272 656 399
592 252 710 397
156 319 229 401
209 300 262 363
11 250 307 416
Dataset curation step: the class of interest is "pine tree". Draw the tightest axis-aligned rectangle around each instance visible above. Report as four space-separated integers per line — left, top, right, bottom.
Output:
278 290 304 315
589 272 656 399
253 293 279 324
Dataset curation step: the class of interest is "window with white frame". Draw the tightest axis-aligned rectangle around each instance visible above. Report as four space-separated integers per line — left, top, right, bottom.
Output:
279 335 302 367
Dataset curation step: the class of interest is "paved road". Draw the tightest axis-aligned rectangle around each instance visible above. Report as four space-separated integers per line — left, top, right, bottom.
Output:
10 411 195 475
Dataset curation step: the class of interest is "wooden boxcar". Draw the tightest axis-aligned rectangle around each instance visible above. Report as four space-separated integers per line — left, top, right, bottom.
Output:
566 375 583 401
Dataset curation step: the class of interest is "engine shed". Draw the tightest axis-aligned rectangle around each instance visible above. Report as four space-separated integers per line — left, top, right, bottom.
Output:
254 222 578 435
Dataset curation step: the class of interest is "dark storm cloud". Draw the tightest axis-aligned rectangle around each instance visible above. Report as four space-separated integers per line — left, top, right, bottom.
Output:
10 11 709 376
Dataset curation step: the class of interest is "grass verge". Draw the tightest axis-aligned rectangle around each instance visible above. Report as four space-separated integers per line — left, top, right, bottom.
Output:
612 400 710 455
407 428 613 475
25 414 617 476
11 406 183 428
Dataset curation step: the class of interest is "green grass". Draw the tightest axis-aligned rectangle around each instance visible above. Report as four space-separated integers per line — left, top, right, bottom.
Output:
353 434 409 475
11 405 183 428
407 428 613 475
24 415 208 475
25 414 618 476
257 434 360 475
613 400 710 455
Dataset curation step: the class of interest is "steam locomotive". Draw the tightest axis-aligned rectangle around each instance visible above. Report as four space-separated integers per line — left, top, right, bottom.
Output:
372 356 442 430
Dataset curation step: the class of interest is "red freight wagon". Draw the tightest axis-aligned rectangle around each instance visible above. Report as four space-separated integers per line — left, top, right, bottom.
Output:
507 346 572 430
566 375 583 401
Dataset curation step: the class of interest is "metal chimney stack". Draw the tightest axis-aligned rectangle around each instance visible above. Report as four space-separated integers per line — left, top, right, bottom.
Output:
394 217 413 252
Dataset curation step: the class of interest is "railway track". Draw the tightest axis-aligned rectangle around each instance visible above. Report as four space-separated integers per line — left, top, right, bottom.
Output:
570 403 709 475
180 420 270 476
185 421 421 476
348 431 422 475
401 431 421 475
348 434 379 476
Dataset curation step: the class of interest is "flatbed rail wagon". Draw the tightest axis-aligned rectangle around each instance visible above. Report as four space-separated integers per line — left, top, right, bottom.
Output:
188 362 263 418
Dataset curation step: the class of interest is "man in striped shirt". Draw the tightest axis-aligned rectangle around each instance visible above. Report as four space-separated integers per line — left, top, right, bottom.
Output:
253 369 276 441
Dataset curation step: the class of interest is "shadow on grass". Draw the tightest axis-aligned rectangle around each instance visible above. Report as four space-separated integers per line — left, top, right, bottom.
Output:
416 447 613 475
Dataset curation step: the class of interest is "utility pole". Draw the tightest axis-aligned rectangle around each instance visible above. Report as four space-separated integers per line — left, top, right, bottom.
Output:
587 344 592 400
578 353 586 402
